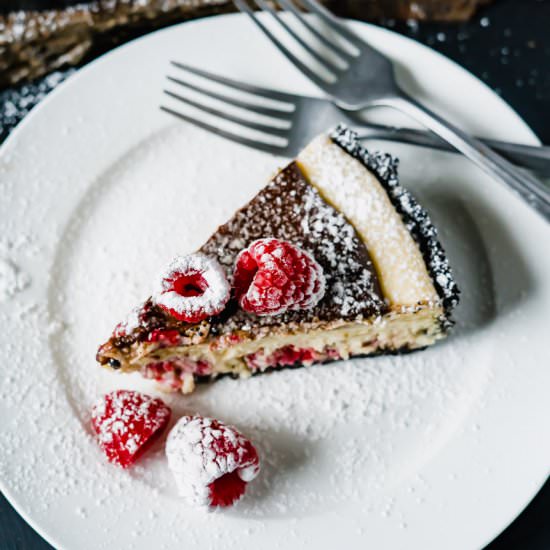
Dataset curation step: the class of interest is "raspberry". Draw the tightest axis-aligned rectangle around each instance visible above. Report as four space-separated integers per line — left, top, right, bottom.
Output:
233 238 325 316
209 470 247 507
166 415 260 508
153 253 230 323
91 390 171 468
146 329 181 345
245 345 319 371
141 358 212 393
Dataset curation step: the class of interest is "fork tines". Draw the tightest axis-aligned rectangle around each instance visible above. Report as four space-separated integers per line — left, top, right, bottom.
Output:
232 0 360 87
161 61 297 155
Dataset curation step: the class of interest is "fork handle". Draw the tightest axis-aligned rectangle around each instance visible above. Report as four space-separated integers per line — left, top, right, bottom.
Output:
380 94 550 222
356 124 550 177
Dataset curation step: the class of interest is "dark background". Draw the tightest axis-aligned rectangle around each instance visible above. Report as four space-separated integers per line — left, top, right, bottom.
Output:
1 0 549 548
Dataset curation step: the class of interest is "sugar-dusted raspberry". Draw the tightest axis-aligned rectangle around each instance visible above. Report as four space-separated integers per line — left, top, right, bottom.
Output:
233 238 325 316
166 415 260 508
91 390 171 468
153 253 230 323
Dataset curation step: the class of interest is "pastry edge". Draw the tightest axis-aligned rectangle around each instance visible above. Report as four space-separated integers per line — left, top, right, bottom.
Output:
99 303 447 394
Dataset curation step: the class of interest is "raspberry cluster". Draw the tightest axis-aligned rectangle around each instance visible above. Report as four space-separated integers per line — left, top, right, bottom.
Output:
92 392 259 508
151 239 325 324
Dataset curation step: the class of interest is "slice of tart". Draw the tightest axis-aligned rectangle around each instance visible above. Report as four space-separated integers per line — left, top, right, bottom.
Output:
97 125 459 394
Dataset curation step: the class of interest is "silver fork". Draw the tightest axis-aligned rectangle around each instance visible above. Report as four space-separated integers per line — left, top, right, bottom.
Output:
233 0 550 221
161 62 550 176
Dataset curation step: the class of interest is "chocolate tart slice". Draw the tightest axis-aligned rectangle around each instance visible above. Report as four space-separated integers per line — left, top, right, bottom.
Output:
97 126 459 393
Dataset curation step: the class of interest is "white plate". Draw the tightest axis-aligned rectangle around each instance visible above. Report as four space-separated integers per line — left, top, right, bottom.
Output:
0 14 549 550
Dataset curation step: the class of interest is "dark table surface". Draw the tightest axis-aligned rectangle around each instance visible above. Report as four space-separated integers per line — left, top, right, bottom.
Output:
1 0 549 548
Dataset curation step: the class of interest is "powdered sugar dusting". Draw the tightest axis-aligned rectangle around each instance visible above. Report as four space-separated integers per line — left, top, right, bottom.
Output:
1 124 520 548
114 302 145 336
0 257 30 301
299 130 442 311
331 125 459 314
201 162 384 335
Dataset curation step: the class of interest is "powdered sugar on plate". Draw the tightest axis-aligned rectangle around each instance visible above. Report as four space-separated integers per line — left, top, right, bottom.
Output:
36 124 497 521
0 257 30 301
0 17 547 550
0 235 38 301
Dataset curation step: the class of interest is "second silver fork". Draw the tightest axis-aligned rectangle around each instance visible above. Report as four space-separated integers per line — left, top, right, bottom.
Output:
232 1 550 221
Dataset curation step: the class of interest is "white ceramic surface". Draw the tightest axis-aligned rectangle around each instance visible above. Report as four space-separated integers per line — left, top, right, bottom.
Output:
0 14 549 550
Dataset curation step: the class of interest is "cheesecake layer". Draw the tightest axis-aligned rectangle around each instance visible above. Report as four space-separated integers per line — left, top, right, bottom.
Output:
101 304 446 393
